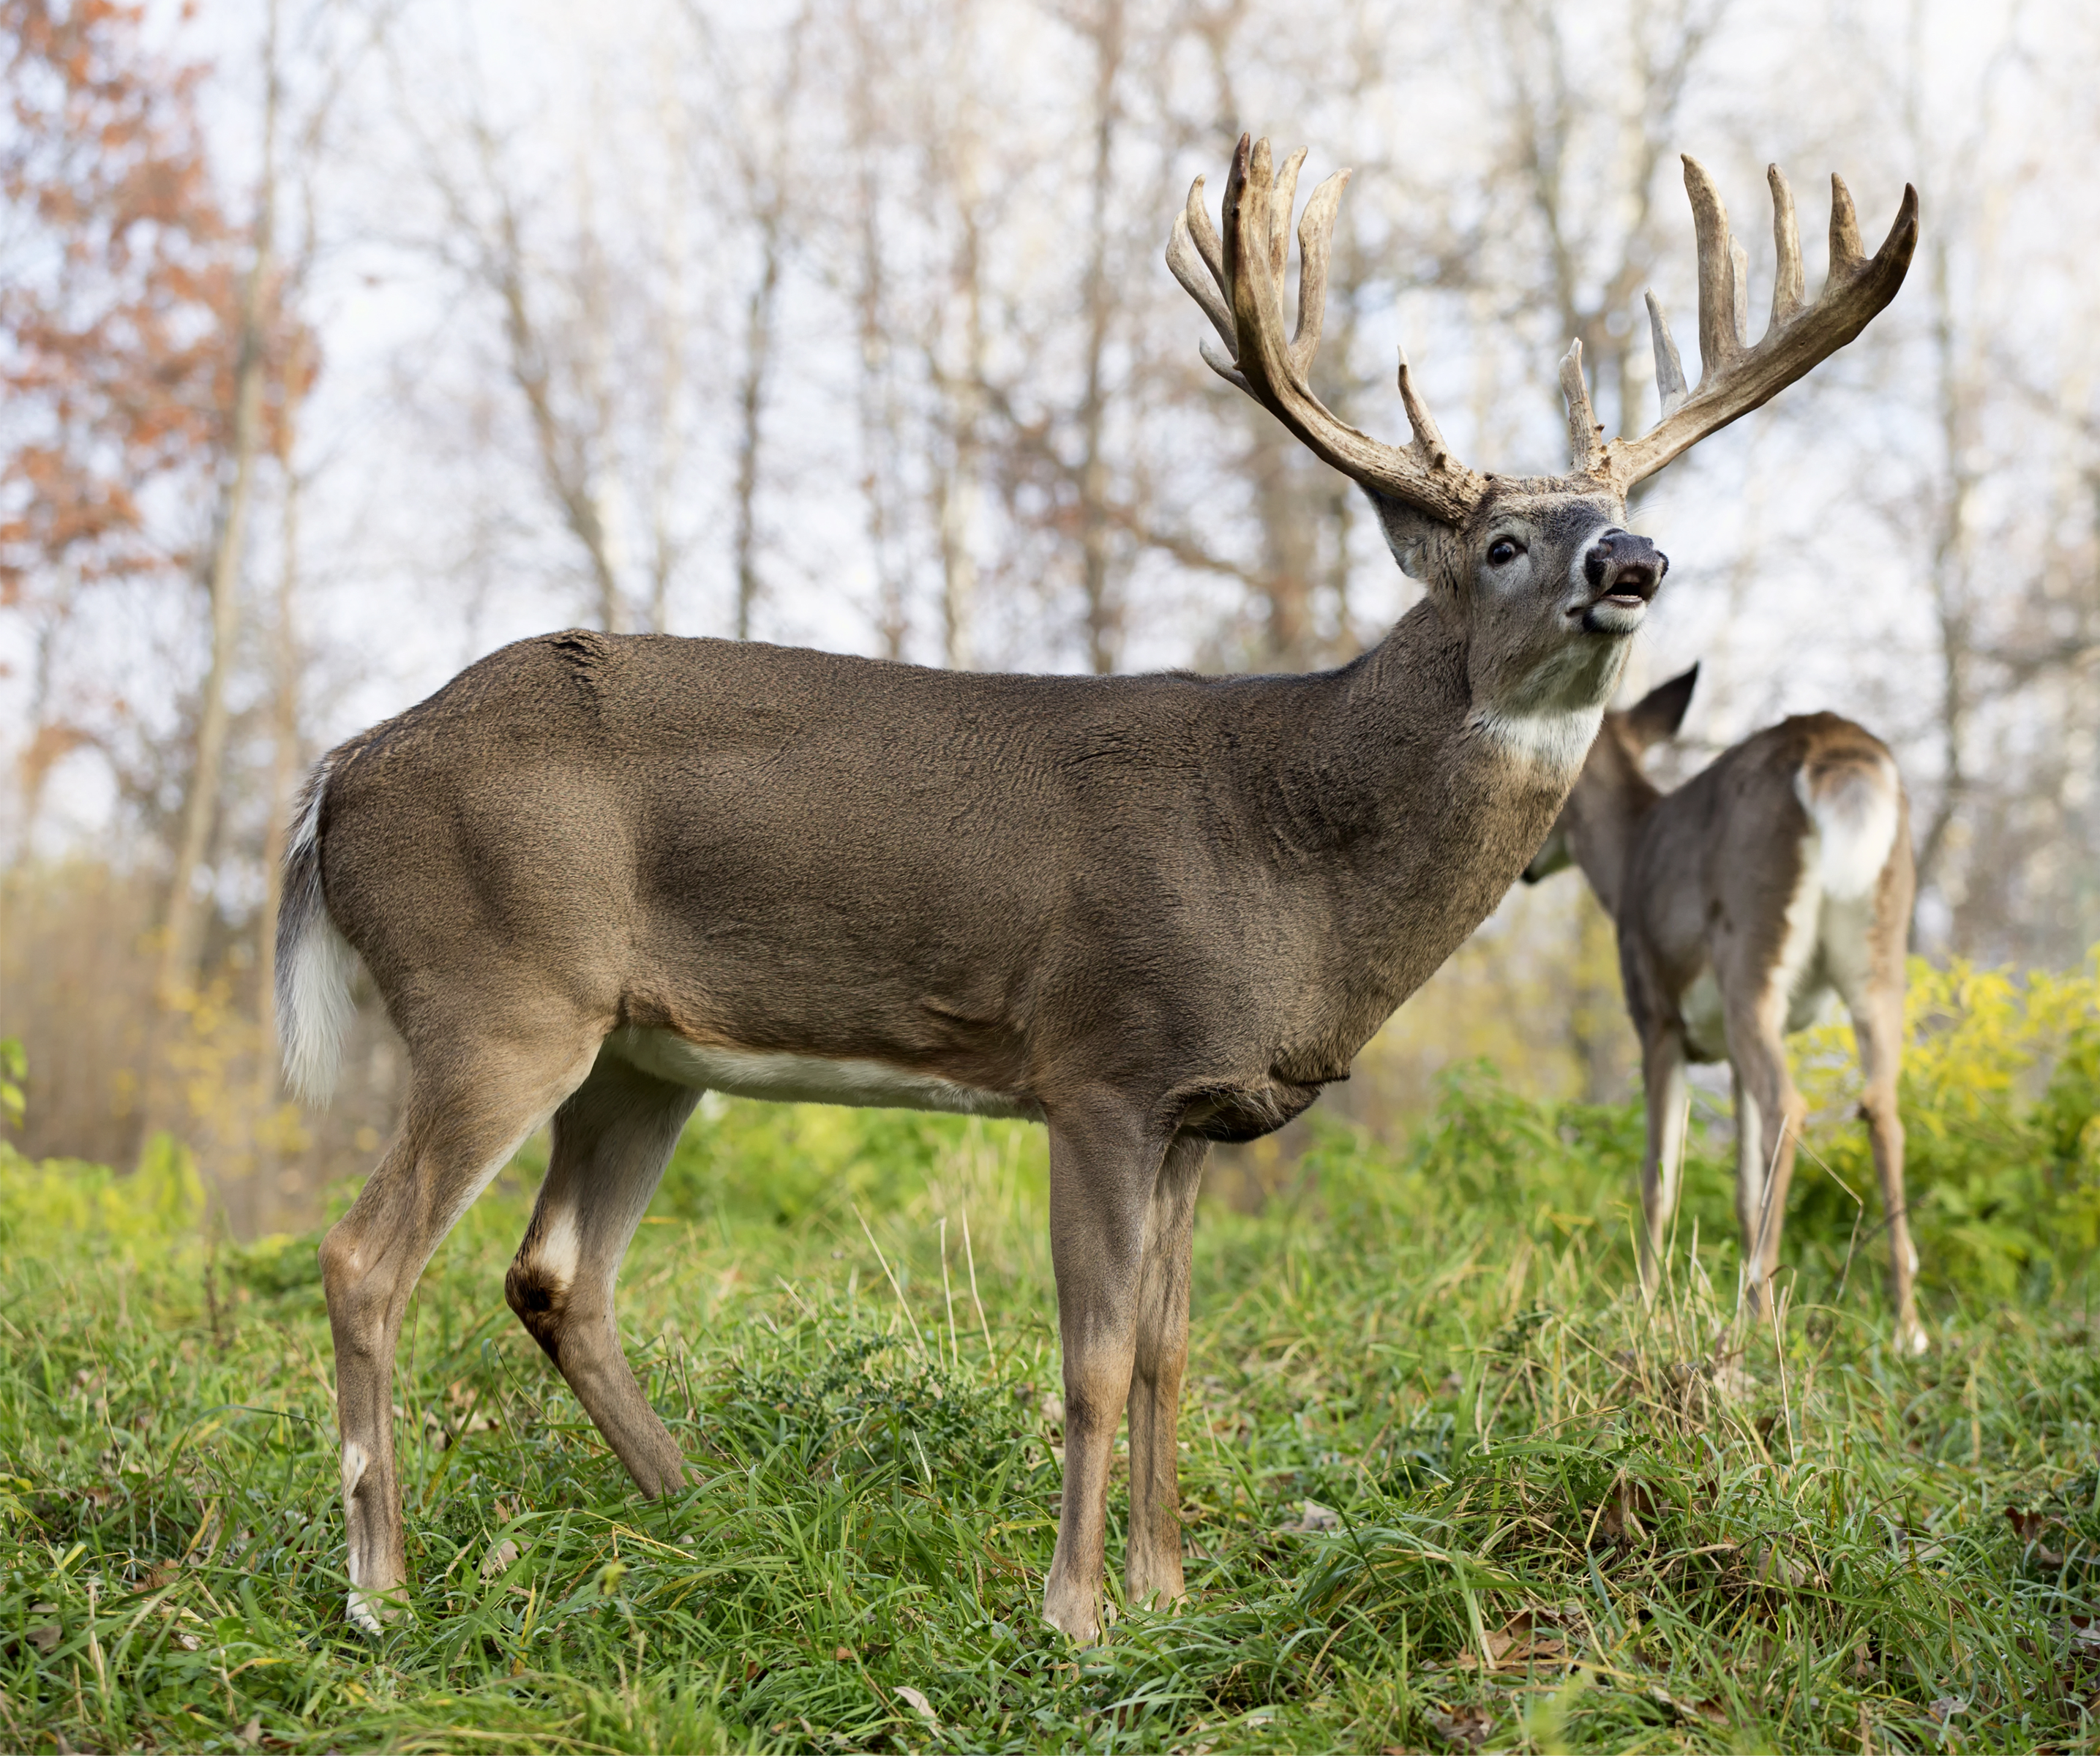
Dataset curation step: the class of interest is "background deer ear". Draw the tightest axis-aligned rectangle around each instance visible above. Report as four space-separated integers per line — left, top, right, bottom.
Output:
1363 487 1447 582
1624 663 1699 748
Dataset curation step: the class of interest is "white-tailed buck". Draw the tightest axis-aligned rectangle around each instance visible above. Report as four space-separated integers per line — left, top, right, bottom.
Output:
281 135 1916 1640
1523 667 1925 1351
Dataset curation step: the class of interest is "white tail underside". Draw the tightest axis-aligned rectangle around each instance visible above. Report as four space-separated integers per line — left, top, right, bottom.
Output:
1794 758 1900 901
278 764 359 1103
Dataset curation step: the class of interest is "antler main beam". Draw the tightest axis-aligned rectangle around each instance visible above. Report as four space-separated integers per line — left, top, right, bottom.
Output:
1596 157 1919 494
1170 138 1917 519
1167 134 1488 526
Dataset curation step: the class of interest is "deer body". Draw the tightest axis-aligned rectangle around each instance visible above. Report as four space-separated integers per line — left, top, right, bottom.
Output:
1525 670 1924 1350
285 137 1916 1641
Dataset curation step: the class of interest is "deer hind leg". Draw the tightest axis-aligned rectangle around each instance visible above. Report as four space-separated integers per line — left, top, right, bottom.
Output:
506 1052 698 1496
1040 1094 1171 1644
1725 1011 1804 1324
1842 967 1924 1352
1637 1030 1692 1302
1125 1132 1207 1611
319 1023 599 1631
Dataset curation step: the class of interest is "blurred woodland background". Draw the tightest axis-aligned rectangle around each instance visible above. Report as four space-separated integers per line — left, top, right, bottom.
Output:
1 0 2095 1235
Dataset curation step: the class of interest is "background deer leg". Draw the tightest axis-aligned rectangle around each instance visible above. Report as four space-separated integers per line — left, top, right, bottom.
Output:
506 1053 699 1495
1725 1010 1804 1322
1845 977 1924 1351
1636 1029 1690 1301
318 1026 598 1631
1125 1131 1207 1611
1040 1094 1167 1643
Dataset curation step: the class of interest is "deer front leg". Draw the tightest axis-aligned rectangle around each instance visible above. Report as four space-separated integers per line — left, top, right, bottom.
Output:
1125 1133 1207 1610
1040 1095 1169 1644
1636 1030 1691 1302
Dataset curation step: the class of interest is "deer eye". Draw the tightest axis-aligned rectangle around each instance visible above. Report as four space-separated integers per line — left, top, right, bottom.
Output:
1487 538 1523 566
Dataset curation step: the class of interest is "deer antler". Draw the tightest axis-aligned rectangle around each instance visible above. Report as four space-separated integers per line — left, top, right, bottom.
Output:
1587 157 1919 493
1167 134 1489 527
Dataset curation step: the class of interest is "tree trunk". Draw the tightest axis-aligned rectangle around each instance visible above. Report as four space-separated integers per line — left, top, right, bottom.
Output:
937 138 985 671
1074 0 1125 675
252 336 310 1236
158 31 278 1018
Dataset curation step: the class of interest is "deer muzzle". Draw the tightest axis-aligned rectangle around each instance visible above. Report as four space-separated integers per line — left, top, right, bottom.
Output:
1578 529 1668 632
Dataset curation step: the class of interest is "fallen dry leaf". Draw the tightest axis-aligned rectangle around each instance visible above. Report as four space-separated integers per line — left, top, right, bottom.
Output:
1650 1685 1728 1725
1754 1539 1827 1591
1278 1499 1340 1534
1425 1703 1492 1748
2008 1505 2082 1569
893 1684 939 1727
479 1537 522 1581
1449 1609 1573 1673
1596 1477 1659 1544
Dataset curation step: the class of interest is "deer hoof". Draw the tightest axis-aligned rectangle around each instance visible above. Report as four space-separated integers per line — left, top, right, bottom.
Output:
347 1583 408 1635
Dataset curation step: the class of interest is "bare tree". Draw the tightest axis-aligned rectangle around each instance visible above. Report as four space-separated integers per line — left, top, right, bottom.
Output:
156 0 283 1017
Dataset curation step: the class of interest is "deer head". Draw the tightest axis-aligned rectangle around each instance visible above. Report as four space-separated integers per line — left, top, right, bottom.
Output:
1169 137 1917 753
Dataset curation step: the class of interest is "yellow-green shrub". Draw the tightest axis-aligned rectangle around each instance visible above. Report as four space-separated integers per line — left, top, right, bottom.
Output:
1782 951 2099 1297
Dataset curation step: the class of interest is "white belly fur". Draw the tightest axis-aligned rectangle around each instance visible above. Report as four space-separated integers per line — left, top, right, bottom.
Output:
605 1026 1042 1122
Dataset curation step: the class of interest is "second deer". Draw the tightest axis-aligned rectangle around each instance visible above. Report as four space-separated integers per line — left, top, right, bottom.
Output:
1524 667 1926 1351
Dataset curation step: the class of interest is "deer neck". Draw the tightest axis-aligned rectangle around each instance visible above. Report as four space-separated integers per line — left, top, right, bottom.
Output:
1271 601 1604 1035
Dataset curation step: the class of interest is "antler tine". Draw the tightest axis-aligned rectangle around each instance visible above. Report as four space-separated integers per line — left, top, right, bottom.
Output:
1602 160 1919 494
1829 173 1865 275
1166 184 1237 356
1769 165 1804 325
1645 291 1690 420
1395 347 1451 468
1684 157 1741 378
1289 168 1349 377
1270 146 1306 282
1560 340 1603 474
1165 133 1487 526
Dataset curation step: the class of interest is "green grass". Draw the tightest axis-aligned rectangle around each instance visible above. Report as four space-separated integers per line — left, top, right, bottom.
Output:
6 1071 2100 1753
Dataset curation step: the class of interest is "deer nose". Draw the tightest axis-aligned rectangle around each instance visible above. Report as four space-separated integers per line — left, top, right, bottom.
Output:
1581 530 1668 601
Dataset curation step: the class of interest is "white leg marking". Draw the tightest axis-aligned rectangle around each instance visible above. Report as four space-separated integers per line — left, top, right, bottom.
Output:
1736 1084 1766 1288
530 1205 583 1290
1656 1058 1690 1224
341 1438 369 1506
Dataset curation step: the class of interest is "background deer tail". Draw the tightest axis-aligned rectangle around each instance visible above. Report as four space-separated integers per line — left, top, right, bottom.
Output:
276 754 357 1104
1793 751 1901 901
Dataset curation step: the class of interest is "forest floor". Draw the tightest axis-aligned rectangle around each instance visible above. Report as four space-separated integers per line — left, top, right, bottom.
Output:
5 1079 2100 1753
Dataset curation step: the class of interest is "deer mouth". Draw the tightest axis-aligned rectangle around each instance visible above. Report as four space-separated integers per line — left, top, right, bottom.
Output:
1578 589 1651 634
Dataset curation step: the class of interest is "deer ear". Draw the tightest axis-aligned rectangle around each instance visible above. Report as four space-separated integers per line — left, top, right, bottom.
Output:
1363 487 1446 582
1624 663 1699 748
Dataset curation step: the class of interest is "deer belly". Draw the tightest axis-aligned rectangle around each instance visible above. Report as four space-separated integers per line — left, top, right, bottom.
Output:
605 1027 1041 1121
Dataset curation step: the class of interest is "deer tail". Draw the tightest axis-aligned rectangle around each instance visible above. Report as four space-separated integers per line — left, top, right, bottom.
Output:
1794 750 1901 901
276 754 358 1104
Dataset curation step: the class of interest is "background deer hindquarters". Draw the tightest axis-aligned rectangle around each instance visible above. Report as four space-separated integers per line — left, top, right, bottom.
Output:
280 138 1916 1645
1524 667 1927 1354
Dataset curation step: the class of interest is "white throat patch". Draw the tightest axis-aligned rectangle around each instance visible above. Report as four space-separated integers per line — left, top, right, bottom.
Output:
1469 700 1608 775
